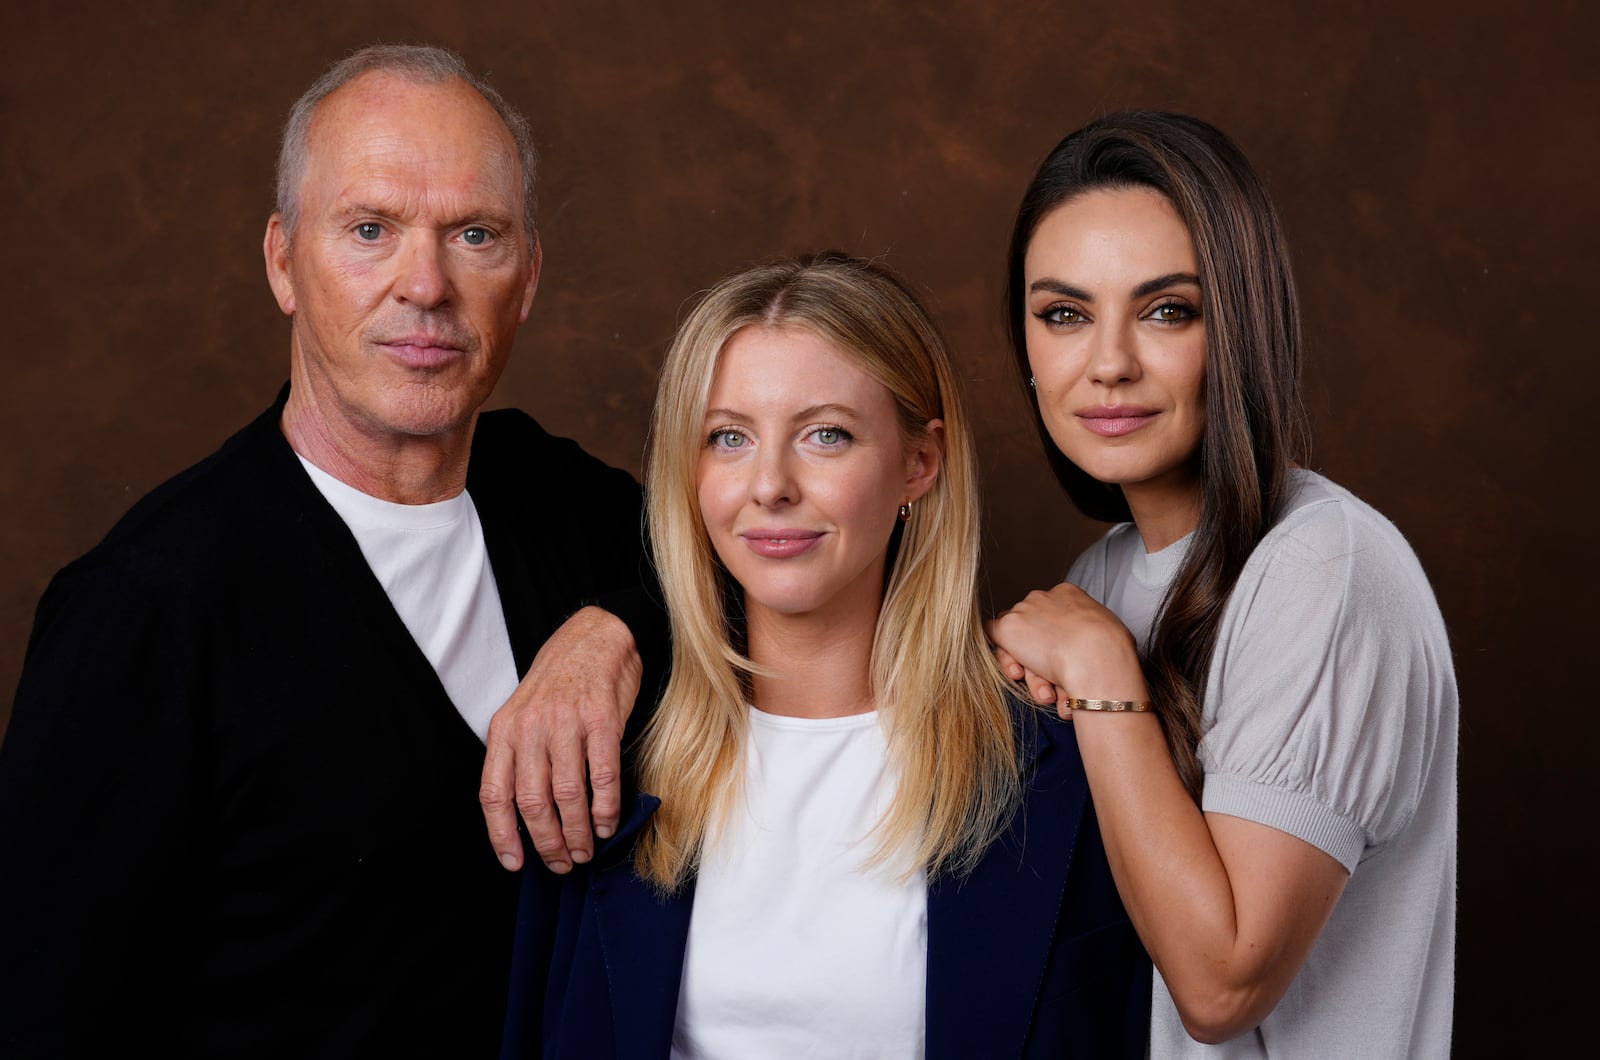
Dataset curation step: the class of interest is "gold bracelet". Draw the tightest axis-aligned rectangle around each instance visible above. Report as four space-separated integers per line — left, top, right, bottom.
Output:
1064 698 1152 713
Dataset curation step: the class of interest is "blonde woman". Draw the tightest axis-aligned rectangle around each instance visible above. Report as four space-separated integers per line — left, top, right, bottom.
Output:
502 252 1149 1059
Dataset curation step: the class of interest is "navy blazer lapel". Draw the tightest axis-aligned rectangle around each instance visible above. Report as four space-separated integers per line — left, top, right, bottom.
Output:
925 713 1090 1059
589 793 695 1058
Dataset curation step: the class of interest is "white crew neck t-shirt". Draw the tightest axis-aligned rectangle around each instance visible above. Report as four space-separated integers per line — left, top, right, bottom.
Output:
672 707 927 1059
297 455 518 743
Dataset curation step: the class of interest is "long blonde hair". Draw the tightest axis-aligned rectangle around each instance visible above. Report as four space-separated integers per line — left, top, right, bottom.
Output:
635 252 1019 890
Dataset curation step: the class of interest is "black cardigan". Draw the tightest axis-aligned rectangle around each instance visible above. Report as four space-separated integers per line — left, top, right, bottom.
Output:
0 391 663 1058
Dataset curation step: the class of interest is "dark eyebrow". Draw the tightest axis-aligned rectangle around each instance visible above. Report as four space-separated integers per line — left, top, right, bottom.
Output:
1029 278 1094 301
1131 272 1201 299
1029 272 1202 302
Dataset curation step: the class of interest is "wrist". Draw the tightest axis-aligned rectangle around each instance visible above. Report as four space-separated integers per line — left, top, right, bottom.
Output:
1055 633 1147 703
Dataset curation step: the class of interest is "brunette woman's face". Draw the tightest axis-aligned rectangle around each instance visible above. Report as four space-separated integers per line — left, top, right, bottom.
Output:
695 326 940 628
1023 187 1206 508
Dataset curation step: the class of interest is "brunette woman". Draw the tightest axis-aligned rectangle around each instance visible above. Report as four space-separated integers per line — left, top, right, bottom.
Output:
988 113 1458 1058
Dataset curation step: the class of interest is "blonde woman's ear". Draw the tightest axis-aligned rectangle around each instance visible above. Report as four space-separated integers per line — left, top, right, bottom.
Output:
905 418 945 500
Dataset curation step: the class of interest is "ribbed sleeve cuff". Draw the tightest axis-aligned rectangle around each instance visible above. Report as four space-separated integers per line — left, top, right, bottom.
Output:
1202 773 1366 872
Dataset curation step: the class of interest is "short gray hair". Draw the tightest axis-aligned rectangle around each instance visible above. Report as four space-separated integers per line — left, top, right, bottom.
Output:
274 44 538 247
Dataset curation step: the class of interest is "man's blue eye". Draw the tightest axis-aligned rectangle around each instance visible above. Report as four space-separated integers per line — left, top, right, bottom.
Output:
356 223 382 241
463 227 489 245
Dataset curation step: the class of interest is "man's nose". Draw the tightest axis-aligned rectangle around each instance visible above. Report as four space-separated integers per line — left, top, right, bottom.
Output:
392 233 452 308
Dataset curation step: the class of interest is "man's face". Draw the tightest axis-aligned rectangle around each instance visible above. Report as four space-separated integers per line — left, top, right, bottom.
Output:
265 71 538 446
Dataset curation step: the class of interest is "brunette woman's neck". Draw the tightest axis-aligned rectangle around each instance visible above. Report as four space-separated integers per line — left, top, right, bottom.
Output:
1123 476 1204 553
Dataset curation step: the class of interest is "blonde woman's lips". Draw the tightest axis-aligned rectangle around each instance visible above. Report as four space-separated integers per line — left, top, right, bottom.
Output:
741 529 823 558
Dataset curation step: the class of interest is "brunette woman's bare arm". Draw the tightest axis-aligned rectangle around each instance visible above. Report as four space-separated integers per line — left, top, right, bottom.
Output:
988 584 1347 1044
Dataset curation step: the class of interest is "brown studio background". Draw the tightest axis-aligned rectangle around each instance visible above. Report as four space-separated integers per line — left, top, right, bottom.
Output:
2 1 1591 1054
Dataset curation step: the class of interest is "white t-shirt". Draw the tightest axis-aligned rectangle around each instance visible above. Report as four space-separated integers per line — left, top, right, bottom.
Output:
672 707 927 1060
1069 470 1457 1059
297 456 518 743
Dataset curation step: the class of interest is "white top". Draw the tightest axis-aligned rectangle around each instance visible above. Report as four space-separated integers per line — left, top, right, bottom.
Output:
672 707 927 1060
1069 470 1458 1059
297 455 518 743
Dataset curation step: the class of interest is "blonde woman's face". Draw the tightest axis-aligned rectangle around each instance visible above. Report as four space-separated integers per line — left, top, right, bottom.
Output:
696 326 940 628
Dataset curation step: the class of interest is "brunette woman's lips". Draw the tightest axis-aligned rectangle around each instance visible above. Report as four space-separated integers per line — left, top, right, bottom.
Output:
1076 405 1158 437
741 529 823 558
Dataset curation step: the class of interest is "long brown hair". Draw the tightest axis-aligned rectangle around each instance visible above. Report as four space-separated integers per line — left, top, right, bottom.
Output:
637 252 1018 889
1004 112 1310 797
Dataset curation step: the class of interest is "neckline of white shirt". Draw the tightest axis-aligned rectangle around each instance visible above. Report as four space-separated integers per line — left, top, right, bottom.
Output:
746 705 882 732
296 454 471 531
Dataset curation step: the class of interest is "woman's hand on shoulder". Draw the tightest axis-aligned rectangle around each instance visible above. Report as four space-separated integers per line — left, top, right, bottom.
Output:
986 584 1146 718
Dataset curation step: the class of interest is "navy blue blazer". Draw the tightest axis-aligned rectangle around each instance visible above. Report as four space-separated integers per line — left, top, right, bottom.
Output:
502 705 1150 1059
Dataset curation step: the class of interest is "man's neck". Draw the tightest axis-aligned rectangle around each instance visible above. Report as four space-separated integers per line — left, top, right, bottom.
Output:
280 391 475 505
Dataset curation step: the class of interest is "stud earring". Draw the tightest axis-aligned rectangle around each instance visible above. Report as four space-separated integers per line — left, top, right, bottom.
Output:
1028 376 1037 389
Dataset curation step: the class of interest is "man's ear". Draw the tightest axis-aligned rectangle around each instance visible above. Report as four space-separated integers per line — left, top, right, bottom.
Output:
904 418 945 503
264 213 296 315
518 232 543 322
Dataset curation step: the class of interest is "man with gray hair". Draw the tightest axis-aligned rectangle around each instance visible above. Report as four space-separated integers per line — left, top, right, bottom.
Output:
0 44 658 1055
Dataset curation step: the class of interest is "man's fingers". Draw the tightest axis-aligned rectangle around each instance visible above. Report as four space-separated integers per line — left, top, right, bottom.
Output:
548 727 594 866
515 739 571 873
479 729 525 872
586 727 623 841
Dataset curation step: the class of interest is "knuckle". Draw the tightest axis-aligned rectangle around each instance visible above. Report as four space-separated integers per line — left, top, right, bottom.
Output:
478 781 511 810
550 779 588 805
529 832 565 855
516 791 553 820
587 766 620 790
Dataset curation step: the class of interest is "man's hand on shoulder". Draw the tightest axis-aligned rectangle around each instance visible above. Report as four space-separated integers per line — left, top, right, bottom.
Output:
480 606 641 873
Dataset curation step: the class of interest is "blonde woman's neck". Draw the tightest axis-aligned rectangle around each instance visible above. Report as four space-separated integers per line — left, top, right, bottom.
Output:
745 602 878 720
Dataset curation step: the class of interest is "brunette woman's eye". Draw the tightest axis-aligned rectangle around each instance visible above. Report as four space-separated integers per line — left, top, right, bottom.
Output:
1150 302 1199 323
1036 304 1085 326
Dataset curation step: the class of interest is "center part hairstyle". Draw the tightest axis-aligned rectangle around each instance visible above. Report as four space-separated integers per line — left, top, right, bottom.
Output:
1004 112 1312 797
636 251 1018 891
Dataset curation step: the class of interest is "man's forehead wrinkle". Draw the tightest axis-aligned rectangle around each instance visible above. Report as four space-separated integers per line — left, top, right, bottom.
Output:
304 117 522 229
322 170 519 227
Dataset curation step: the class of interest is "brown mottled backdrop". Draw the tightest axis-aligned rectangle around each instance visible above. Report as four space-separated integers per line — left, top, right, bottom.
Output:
1 0 1590 1053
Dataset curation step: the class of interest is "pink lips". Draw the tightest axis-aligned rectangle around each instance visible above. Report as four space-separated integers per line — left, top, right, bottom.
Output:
378 336 466 369
1076 405 1158 437
741 529 823 559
